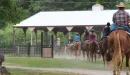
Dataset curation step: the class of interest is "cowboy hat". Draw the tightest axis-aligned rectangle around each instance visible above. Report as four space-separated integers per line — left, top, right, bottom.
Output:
116 2 125 8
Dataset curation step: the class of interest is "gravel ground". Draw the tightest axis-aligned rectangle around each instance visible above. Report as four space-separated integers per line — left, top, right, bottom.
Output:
5 66 127 75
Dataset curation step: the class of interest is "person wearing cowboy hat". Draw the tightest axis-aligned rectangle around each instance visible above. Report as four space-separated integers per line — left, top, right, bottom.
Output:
89 29 96 41
83 29 90 41
75 32 80 42
111 2 130 32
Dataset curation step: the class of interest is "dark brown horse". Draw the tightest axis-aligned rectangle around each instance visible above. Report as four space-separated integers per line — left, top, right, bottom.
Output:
81 40 90 60
106 29 130 75
99 37 108 66
89 40 99 63
74 42 81 60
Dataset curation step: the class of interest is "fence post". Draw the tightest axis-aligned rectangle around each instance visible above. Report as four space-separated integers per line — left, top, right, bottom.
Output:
41 32 43 57
51 35 54 58
28 43 31 57
17 46 19 55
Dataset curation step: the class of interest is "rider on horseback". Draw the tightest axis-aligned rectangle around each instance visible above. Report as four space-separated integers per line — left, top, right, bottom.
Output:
100 22 111 40
75 33 80 42
89 29 96 41
89 29 98 47
68 36 73 44
81 29 90 50
110 2 130 33
83 29 90 41
103 22 111 37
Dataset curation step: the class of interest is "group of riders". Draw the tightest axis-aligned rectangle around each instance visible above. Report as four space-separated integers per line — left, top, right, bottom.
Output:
68 28 97 45
68 1 130 49
65 2 130 74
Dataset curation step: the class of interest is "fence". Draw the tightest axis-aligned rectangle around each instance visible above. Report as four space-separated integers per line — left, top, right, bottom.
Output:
0 45 41 57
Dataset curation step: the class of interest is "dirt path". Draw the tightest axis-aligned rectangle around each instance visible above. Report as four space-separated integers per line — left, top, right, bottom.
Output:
6 66 126 75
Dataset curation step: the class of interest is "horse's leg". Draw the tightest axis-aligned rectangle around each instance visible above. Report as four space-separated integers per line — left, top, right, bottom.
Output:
86 50 89 61
102 54 105 67
91 52 93 63
95 52 96 63
117 61 122 75
75 50 77 60
88 51 90 61
113 65 116 75
82 50 85 60
120 56 124 70
126 54 129 75
77 49 80 60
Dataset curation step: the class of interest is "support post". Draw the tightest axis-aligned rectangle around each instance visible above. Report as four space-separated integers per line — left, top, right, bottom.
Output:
41 32 43 57
13 27 16 46
28 27 35 46
28 42 31 57
30 31 33 45
22 27 27 45
51 35 54 58
34 29 38 46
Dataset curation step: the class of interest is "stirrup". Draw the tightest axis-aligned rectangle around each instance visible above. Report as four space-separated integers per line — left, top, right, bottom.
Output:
126 31 130 35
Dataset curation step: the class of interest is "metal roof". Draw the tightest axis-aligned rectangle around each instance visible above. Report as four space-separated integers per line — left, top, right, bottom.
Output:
14 9 130 27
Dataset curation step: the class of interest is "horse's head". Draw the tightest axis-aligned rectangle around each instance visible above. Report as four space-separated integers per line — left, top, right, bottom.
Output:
106 51 112 62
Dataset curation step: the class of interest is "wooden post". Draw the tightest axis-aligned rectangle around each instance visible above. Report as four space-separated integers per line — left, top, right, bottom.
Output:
28 27 35 46
13 27 16 46
22 27 27 45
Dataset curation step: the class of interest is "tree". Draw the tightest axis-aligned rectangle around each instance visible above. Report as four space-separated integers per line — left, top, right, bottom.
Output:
0 0 29 28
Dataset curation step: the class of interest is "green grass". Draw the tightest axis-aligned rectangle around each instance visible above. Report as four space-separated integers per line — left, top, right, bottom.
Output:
3 57 105 70
8 68 86 75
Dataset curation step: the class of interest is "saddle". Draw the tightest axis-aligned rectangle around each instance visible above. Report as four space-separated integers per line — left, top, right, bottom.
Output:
112 27 130 36
115 27 125 30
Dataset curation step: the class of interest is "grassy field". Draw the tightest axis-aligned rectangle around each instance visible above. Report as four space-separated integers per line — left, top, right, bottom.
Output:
8 68 86 75
3 57 106 70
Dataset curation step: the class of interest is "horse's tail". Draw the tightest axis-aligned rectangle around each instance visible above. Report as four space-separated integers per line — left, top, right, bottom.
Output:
109 32 122 66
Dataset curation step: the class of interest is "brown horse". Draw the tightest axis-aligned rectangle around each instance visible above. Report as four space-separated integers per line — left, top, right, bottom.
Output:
99 37 108 66
81 40 90 60
66 43 75 56
74 41 81 60
106 29 130 75
89 40 99 63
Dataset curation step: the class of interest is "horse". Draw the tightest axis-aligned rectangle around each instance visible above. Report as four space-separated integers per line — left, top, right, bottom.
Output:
66 43 75 56
89 40 99 63
99 37 108 66
0 53 4 66
81 40 90 60
54 44 61 56
106 29 130 75
74 41 81 60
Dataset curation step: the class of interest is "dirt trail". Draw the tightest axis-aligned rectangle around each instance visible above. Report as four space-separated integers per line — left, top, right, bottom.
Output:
6 66 126 75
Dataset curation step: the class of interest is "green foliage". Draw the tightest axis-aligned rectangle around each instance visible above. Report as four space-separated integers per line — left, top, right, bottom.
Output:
0 0 29 28
96 0 103 4
0 25 12 47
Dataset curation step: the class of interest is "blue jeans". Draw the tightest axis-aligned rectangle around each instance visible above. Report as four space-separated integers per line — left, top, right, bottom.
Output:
110 24 130 33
